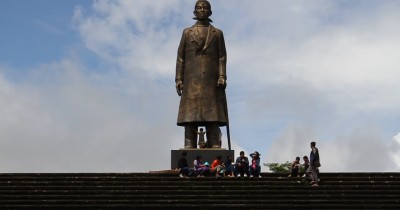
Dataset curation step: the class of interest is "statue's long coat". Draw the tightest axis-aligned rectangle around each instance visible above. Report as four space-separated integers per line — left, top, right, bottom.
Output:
176 24 228 126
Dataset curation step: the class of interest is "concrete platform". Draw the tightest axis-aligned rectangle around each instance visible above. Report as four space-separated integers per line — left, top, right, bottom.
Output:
171 149 234 169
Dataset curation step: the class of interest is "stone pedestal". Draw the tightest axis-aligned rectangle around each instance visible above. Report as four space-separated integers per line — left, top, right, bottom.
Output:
171 149 234 169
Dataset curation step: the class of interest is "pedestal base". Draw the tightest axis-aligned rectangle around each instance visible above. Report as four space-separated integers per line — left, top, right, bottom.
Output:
171 149 234 169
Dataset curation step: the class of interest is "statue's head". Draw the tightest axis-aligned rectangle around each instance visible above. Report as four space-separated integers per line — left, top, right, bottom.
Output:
193 0 212 22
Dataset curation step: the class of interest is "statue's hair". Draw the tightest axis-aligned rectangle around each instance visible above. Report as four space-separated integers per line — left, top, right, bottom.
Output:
193 0 212 22
195 0 211 10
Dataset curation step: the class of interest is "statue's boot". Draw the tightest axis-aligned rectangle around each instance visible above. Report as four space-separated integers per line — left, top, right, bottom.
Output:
206 123 220 148
184 124 198 148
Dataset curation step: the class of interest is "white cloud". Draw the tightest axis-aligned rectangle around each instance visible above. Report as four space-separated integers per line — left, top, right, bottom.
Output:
0 59 181 172
72 0 191 77
265 126 399 172
1 0 399 173
225 1 400 113
391 133 400 169
394 133 400 145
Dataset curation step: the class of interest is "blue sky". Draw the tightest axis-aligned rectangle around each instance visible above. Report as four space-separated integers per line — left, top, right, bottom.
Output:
1 1 85 68
1 0 400 172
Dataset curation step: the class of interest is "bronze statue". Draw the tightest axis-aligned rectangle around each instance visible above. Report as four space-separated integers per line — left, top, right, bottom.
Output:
175 0 228 149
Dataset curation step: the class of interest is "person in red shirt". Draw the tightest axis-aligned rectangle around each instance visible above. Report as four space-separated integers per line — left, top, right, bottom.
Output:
211 155 226 177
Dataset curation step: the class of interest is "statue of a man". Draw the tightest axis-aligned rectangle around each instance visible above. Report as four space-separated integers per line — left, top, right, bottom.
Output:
175 0 228 148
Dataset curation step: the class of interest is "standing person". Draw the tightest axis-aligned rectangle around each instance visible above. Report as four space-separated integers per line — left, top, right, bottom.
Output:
235 151 249 177
177 152 190 177
288 156 301 177
175 0 228 149
249 151 261 178
197 128 207 148
307 141 320 187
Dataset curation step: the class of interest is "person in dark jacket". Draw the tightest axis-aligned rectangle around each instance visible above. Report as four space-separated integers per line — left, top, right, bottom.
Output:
177 152 190 177
224 155 234 177
235 151 249 177
307 141 320 187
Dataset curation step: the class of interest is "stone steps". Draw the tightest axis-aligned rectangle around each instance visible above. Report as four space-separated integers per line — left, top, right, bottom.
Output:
0 173 399 209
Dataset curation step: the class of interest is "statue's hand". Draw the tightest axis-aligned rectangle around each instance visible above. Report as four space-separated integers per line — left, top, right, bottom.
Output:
217 76 226 89
176 80 183 96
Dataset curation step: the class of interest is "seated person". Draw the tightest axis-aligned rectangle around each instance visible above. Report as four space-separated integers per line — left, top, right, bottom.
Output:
302 156 310 178
177 152 191 177
193 155 210 177
235 151 249 177
211 155 226 177
249 151 261 178
288 156 301 177
224 155 234 177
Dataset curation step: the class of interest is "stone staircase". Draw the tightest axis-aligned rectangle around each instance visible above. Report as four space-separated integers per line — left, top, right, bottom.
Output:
0 172 399 209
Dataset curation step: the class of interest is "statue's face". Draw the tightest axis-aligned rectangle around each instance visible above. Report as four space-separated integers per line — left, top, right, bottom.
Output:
194 1 211 20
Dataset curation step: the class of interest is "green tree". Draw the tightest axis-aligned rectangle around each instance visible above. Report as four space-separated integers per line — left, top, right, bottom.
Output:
264 161 291 173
